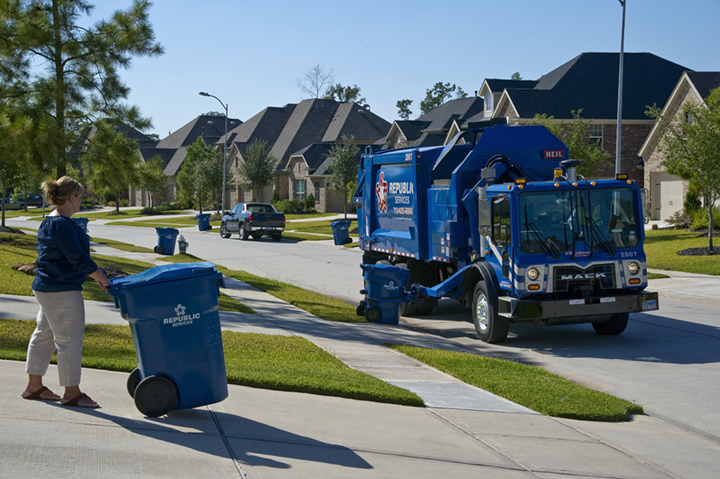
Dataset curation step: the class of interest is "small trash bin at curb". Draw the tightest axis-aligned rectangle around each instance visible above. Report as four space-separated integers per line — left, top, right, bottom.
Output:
72 217 89 233
109 262 227 417
330 220 352 245
196 213 211 231
358 263 411 324
154 227 179 255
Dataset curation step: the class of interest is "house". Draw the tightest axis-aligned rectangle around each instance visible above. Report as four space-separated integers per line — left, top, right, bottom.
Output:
130 114 242 206
639 71 720 220
379 96 484 149
221 99 391 211
485 52 689 186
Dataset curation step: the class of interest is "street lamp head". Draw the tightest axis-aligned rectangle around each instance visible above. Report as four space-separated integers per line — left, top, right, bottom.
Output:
199 91 210 97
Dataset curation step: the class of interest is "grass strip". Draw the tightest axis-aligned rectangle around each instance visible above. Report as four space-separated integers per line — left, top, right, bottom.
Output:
389 344 642 421
0 319 422 407
160 253 363 322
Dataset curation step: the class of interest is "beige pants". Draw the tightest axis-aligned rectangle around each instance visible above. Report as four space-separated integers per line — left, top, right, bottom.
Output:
25 290 86 387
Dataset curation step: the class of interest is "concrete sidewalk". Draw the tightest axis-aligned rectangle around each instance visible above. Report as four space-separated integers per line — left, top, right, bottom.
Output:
2 247 720 477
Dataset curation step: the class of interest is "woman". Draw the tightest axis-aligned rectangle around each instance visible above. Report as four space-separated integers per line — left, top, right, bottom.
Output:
22 176 111 408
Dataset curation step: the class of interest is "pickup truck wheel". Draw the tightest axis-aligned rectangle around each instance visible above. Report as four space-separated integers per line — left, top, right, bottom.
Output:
220 223 231 239
238 225 249 241
592 313 629 335
472 281 509 343
272 233 282 242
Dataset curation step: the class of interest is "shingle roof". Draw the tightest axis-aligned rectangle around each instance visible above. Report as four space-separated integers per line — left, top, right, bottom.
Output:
138 148 175 169
503 52 689 120
416 96 485 130
156 115 242 149
226 99 390 170
485 79 538 91
686 71 720 99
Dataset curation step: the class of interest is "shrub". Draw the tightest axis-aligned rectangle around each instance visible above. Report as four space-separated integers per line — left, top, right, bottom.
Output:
684 191 702 213
689 207 720 231
666 209 690 229
304 194 316 211
120 199 129 207
271 189 280 205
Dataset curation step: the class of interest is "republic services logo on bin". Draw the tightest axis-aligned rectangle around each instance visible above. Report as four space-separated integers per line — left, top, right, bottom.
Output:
163 303 200 327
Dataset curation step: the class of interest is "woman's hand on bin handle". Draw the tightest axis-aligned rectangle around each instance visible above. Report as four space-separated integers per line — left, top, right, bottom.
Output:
88 269 111 292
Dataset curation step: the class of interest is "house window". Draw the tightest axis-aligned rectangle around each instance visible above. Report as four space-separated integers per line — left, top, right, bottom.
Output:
485 94 492 111
589 124 603 148
314 181 320 201
294 179 306 200
686 112 693 123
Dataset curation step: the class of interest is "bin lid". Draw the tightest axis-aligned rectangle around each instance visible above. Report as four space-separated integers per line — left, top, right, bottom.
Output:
110 261 220 292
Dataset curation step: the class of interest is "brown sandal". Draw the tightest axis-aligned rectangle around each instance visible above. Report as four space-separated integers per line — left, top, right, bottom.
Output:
21 386 60 401
60 393 100 408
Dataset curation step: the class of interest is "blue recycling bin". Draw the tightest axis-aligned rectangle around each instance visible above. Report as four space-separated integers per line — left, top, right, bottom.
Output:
109 262 227 417
359 263 411 324
72 217 89 233
154 227 178 255
330 220 352 245
196 213 211 231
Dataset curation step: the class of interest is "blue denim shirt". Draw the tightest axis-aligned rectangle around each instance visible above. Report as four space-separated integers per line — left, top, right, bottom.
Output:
32 215 98 292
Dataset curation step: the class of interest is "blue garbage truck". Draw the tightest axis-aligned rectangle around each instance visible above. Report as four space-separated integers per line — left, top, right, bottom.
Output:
354 121 658 343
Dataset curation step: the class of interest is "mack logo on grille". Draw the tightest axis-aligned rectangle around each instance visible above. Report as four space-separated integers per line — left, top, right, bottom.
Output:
560 273 607 280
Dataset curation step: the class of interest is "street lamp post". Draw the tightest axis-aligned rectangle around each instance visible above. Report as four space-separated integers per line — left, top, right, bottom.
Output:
199 91 229 213
615 0 626 175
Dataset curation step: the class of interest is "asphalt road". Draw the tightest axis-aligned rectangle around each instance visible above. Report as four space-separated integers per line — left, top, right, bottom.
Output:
8 216 720 446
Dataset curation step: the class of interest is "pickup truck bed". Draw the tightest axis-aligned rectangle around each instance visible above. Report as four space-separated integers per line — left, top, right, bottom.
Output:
220 202 285 241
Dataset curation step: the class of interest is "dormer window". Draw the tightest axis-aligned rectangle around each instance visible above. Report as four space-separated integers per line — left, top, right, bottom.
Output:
485 94 493 111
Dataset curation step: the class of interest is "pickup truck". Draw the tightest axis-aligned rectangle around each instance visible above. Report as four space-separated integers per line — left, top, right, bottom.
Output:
220 202 285 241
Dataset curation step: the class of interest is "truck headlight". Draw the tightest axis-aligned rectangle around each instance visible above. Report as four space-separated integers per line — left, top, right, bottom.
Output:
628 261 640 275
527 267 540 281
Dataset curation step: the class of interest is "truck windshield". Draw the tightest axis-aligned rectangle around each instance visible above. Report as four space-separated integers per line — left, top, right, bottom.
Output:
519 188 639 255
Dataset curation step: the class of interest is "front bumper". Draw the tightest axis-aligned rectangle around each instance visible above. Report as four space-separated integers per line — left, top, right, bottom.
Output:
499 291 659 323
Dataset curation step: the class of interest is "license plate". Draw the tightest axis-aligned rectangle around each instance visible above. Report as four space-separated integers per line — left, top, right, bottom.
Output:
642 299 658 311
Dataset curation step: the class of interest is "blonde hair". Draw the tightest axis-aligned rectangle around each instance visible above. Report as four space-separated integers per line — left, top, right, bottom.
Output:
42 176 83 207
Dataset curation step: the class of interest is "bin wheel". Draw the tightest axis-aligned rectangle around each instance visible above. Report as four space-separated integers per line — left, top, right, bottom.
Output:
154 245 165 254
134 375 178 417
127 368 142 398
356 301 366 317
364 306 382 323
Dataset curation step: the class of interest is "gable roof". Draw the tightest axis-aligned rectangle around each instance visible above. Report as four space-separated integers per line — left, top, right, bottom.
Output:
156 115 242 149
639 70 720 158
496 52 690 120
225 99 391 170
288 142 368 177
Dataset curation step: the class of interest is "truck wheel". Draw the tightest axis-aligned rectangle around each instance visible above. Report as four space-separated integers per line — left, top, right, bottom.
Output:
272 233 282 242
472 281 509 343
398 261 436 316
238 225 249 241
134 375 177 417
220 223 231 239
592 313 629 335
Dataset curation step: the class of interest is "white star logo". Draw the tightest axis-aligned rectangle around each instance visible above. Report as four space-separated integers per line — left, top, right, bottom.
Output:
174 304 186 316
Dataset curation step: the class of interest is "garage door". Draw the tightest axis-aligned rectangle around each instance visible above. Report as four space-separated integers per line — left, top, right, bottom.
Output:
653 172 684 221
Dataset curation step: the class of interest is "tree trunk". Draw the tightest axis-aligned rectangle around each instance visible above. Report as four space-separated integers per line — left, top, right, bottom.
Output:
709 203 714 252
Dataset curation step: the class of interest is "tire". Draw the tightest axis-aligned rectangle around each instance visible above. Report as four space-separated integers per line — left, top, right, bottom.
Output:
251 234 262 240
592 313 629 335
364 306 382 323
153 245 165 254
127 368 142 398
220 223 231 239
238 224 249 241
272 233 282 242
472 281 509 343
134 375 177 417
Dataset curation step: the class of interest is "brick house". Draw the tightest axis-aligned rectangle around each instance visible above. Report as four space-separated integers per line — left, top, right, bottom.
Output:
638 71 720 220
485 52 689 186
221 99 390 211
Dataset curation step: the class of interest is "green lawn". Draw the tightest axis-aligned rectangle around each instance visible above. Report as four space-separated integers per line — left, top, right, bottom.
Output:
645 229 720 275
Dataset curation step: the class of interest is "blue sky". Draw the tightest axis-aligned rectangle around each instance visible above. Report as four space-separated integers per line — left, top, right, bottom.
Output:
87 0 720 138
